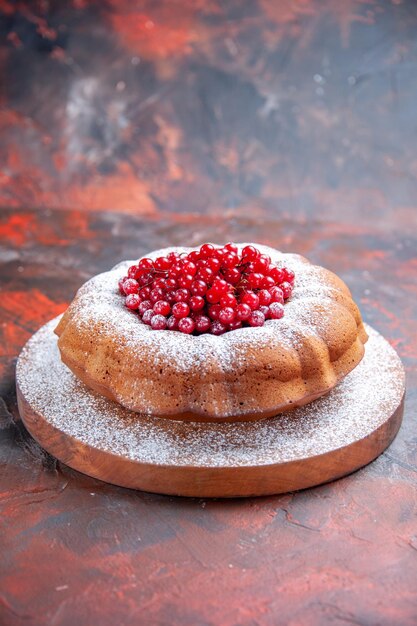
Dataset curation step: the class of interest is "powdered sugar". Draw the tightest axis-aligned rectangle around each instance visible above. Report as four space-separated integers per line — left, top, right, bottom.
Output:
58 244 344 375
17 320 405 468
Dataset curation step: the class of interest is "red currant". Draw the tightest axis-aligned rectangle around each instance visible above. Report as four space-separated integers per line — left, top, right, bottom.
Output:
128 265 138 279
118 277 127 294
222 253 239 268
139 286 151 300
235 303 251 321
154 256 170 271
151 314 167 330
169 262 183 278
270 286 284 304
150 287 164 303
269 302 284 319
167 252 180 264
174 288 190 302
165 290 177 304
258 289 272 305
211 278 228 295
241 245 259 261
172 302 190 319
268 266 285 284
261 275 275 289
167 315 179 330
142 309 155 325
255 254 270 273
218 307 235 324
178 317 195 334
123 278 139 295
281 282 292 299
207 257 221 272
283 268 295 284
208 304 221 320
213 248 225 262
210 320 227 335
138 271 153 286
190 296 205 311
120 244 293 334
182 261 197 276
248 272 264 289
138 258 154 271
125 294 140 310
206 288 220 304
220 293 237 308
191 280 208 296
242 291 260 310
223 268 240 285
248 311 265 327
185 250 197 263
197 266 214 284
165 278 177 290
178 273 194 289
194 315 211 333
138 299 152 314
200 243 215 259
153 300 170 316
152 278 166 290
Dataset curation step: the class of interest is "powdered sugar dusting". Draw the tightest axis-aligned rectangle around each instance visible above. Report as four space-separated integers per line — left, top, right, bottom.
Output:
17 320 405 468
59 244 346 376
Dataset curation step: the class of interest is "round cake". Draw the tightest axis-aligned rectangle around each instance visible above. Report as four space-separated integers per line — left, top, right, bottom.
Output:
55 244 368 422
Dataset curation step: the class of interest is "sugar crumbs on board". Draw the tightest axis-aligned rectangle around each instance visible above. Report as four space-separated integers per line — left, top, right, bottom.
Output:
17 320 405 469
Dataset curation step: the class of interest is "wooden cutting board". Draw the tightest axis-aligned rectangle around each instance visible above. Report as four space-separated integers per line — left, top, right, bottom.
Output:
16 319 405 498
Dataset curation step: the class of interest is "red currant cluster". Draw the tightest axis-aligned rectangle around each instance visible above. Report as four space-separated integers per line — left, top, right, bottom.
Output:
118 243 295 335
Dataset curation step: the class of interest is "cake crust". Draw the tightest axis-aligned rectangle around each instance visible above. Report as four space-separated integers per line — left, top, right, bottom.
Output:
55 245 368 422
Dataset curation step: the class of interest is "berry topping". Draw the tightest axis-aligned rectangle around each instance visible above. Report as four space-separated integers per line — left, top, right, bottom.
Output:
280 282 293 299
120 244 294 334
194 315 211 333
118 277 127 294
122 278 139 295
241 291 260 310
269 302 285 319
151 314 168 330
218 307 235 325
235 303 251 321
220 293 237 308
228 320 243 331
138 258 154 271
138 300 152 315
166 315 179 330
178 317 195 334
208 303 221 320
248 310 266 327
210 320 227 335
189 295 205 311
142 309 155 325
125 293 141 310
153 300 171 316
150 287 164 303
172 302 190 319
258 289 272 306
241 245 259 261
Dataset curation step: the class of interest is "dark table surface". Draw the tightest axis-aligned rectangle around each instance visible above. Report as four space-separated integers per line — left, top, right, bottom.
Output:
1 2 417 625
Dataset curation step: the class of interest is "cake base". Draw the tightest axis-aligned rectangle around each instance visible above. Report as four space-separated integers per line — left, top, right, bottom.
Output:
16 318 405 498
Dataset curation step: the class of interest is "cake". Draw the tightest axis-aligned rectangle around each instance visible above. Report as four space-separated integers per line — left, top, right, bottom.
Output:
54 243 368 422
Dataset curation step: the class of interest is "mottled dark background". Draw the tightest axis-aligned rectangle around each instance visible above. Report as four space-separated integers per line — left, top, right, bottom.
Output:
1 1 416 625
